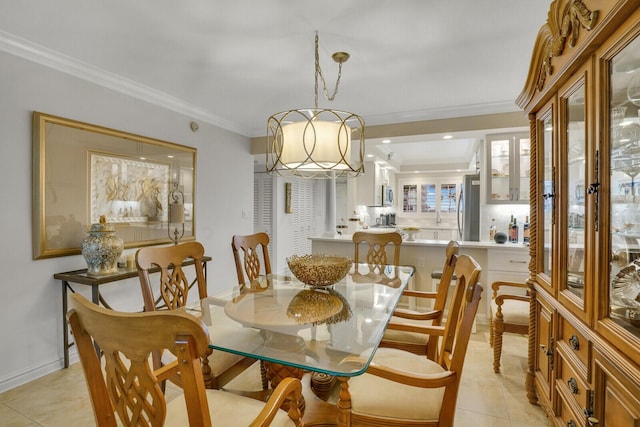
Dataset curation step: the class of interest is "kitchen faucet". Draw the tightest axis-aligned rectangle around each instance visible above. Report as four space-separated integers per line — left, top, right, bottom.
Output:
436 210 442 224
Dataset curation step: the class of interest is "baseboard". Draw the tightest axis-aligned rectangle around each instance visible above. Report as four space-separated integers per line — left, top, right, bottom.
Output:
0 354 79 394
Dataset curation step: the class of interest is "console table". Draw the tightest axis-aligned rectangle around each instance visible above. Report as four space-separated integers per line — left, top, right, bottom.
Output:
54 256 211 368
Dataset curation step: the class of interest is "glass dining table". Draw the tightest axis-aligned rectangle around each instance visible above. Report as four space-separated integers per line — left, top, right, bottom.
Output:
191 262 414 417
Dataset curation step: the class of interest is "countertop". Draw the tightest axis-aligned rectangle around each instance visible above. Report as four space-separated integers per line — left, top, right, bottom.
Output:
310 235 529 250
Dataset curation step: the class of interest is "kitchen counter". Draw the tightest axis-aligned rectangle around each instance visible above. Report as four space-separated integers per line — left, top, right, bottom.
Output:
313 234 528 250
310 235 530 324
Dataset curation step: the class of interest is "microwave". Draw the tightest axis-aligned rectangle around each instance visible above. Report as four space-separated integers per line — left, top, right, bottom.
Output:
382 185 394 206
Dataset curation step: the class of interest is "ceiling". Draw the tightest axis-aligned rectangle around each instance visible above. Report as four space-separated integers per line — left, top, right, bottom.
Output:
0 1 550 171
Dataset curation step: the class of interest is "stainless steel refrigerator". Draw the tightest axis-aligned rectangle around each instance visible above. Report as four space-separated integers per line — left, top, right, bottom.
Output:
457 174 480 241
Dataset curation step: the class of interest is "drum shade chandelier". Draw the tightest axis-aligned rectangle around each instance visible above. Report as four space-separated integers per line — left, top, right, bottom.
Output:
266 32 365 178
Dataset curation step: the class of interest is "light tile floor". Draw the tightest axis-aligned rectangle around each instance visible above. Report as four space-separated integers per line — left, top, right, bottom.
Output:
0 325 550 426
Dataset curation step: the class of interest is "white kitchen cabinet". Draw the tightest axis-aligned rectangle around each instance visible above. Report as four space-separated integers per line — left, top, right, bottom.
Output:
419 228 458 241
354 162 394 206
486 132 530 204
485 248 529 315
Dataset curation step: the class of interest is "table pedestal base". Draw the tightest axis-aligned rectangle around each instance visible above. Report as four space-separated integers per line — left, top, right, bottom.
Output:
310 372 336 400
264 361 306 414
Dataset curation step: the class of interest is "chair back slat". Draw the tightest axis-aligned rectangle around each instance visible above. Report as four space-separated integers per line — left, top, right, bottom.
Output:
136 241 207 311
353 231 402 272
67 293 212 427
232 232 272 288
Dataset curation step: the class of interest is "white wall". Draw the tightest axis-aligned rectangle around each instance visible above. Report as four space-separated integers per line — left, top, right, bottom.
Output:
0 52 255 392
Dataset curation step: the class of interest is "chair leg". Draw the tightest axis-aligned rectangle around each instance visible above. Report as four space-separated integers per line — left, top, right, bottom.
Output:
489 315 494 347
493 324 504 373
336 377 351 427
260 360 269 390
201 348 218 389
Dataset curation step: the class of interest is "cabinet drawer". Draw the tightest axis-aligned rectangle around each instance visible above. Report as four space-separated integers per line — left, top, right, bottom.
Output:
556 348 590 412
557 393 585 427
487 249 529 272
558 316 589 374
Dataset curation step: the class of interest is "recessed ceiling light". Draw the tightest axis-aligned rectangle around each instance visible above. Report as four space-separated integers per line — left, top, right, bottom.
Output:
167 155 174 158
443 135 453 140
414 171 419 174
382 139 391 144
140 157 146 160
367 154 374 158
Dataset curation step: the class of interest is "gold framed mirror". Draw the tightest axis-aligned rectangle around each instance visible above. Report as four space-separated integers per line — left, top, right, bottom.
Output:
32 112 196 259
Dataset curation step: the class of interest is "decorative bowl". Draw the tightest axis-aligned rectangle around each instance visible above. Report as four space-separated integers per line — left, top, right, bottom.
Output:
404 227 419 241
287 289 344 325
287 254 352 287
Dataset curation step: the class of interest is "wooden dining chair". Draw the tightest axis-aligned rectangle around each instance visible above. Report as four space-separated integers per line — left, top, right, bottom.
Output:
351 231 404 287
352 231 401 271
232 232 273 289
489 280 529 373
336 254 483 427
67 293 303 427
231 232 275 389
136 241 257 389
380 240 459 359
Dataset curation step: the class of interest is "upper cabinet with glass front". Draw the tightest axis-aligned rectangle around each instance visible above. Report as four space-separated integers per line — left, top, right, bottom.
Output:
485 132 530 204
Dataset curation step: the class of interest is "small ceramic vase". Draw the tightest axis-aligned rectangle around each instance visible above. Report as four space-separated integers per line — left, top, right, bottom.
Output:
81 216 124 275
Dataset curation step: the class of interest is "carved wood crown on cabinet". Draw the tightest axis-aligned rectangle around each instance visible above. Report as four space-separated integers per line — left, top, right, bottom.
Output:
519 0 640 426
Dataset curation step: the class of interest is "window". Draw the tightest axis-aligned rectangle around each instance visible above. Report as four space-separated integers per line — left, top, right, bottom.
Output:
403 185 417 212
440 184 457 213
399 177 462 218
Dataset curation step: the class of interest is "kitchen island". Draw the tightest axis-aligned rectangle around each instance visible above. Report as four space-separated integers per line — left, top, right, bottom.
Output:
311 235 530 324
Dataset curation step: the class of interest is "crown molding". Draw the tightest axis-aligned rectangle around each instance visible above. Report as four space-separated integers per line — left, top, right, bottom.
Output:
0 29 525 139
363 100 520 127
0 30 249 136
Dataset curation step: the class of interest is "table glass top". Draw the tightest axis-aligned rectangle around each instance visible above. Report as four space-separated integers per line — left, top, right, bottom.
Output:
194 263 414 377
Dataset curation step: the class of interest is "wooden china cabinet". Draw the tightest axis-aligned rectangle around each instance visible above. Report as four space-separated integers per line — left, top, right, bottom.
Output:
517 0 640 425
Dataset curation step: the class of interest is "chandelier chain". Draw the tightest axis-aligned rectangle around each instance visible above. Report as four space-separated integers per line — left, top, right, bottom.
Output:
314 32 343 108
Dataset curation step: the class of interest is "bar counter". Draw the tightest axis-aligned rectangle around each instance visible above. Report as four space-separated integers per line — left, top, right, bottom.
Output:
311 235 529 324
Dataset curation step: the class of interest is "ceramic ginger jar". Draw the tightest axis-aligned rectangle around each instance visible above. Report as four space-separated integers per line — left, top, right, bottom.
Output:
81 215 124 276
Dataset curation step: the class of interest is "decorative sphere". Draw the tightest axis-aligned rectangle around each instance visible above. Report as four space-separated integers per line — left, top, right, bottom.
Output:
494 231 508 244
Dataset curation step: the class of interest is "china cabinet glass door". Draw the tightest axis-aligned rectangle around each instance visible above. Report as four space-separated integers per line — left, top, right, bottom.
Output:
539 108 554 287
561 79 588 316
607 33 640 340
